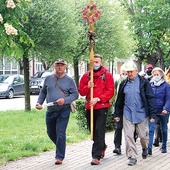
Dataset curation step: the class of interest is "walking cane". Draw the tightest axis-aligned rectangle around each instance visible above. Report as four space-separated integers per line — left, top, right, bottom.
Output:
82 0 101 140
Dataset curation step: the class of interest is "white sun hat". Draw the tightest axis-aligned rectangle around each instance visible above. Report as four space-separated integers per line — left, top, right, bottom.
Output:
124 61 137 71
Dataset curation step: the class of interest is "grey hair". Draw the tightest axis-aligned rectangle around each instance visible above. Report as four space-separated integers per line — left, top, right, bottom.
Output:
152 67 167 81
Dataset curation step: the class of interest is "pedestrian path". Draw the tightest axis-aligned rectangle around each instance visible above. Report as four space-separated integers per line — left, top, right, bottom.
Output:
1 127 170 170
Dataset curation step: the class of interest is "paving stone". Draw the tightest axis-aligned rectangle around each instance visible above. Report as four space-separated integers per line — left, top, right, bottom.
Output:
1 125 170 170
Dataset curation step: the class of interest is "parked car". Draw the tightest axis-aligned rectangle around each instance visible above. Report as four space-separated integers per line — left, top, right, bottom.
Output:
30 70 54 94
0 74 9 83
0 74 25 99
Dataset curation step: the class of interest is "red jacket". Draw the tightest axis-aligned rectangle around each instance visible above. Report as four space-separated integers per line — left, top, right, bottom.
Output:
78 66 114 110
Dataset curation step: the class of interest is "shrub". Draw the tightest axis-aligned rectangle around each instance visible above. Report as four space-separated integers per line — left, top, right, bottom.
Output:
76 98 115 131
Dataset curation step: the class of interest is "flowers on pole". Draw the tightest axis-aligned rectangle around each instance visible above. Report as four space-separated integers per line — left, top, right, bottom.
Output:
82 3 101 23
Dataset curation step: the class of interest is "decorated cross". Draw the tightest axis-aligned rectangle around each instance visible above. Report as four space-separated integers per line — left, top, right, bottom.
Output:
82 0 101 140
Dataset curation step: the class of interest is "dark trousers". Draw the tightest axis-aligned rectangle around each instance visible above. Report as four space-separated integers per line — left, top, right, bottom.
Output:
86 108 108 160
113 113 123 148
154 119 162 142
46 106 70 160
157 114 169 148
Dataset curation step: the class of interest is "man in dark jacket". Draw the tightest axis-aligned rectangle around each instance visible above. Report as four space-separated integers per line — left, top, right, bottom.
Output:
79 54 114 165
114 61 156 166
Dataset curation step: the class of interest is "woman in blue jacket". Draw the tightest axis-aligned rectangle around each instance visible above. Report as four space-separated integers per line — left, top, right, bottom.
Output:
148 67 170 154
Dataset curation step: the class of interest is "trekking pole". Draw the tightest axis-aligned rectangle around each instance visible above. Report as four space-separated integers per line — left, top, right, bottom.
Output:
82 0 101 140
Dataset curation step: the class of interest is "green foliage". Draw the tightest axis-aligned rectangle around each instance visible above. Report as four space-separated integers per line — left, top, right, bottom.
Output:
0 109 89 165
121 0 170 67
0 0 34 58
94 0 136 60
25 0 79 65
76 98 115 131
1 0 137 68
76 98 87 130
106 106 115 131
72 0 136 63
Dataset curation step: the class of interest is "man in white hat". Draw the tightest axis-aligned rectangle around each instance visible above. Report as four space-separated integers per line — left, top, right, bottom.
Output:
114 61 156 166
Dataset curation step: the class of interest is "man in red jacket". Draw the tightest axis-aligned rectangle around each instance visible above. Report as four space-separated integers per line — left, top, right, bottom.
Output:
78 54 114 165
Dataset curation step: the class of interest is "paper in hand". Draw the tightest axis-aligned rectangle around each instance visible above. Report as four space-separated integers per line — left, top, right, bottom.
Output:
46 101 58 107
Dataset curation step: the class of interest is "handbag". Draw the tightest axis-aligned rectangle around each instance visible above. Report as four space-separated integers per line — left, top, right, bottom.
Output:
55 76 76 113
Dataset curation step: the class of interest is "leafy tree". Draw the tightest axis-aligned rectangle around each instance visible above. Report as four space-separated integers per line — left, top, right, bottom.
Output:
0 0 33 58
25 0 78 68
23 0 136 87
121 0 170 69
68 0 136 86
0 0 34 111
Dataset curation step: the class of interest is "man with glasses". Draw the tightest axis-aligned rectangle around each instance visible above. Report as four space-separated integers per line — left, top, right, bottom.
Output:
114 61 156 166
35 59 78 165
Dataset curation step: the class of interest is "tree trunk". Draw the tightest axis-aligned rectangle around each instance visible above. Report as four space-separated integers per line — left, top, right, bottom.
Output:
136 58 142 71
147 54 158 68
157 48 165 69
23 52 31 111
18 59 24 74
73 56 79 88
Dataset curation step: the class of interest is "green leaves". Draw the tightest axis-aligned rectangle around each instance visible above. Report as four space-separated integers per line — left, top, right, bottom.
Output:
0 0 33 58
123 0 170 67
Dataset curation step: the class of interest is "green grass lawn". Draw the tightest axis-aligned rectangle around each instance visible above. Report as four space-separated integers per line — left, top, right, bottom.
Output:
0 109 89 165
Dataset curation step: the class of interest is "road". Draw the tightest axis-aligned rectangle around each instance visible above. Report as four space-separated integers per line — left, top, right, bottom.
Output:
0 95 40 111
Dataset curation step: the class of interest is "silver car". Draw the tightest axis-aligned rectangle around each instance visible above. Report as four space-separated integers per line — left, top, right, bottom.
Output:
30 70 53 94
0 74 24 99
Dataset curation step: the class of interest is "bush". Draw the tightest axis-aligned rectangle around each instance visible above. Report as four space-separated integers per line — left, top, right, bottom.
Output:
75 98 87 130
76 98 115 131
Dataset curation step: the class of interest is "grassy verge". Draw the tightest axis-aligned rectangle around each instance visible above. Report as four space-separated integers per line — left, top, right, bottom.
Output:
0 109 89 165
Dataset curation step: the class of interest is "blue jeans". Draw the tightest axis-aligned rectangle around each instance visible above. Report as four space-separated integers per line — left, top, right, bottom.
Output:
46 106 70 160
148 119 156 149
148 114 169 149
157 114 169 148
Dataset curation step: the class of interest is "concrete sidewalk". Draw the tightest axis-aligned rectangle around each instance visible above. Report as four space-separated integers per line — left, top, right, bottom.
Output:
1 127 170 170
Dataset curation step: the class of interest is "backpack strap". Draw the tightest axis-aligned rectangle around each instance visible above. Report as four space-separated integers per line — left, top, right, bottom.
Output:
88 71 107 82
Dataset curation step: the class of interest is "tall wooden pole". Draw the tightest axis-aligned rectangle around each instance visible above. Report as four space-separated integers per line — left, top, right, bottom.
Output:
82 0 101 140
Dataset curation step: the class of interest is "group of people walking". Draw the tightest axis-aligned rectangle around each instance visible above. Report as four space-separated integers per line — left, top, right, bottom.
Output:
35 55 170 166
113 62 170 166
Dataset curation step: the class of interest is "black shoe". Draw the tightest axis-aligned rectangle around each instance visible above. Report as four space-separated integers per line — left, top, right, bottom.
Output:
148 148 152 155
113 148 121 155
128 157 137 166
161 146 167 153
142 148 148 159
153 140 159 147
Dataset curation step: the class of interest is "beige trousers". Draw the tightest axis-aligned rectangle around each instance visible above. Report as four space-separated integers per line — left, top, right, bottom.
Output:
123 116 149 159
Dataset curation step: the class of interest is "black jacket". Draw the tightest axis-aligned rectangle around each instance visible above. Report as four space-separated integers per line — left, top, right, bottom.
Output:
114 75 156 119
